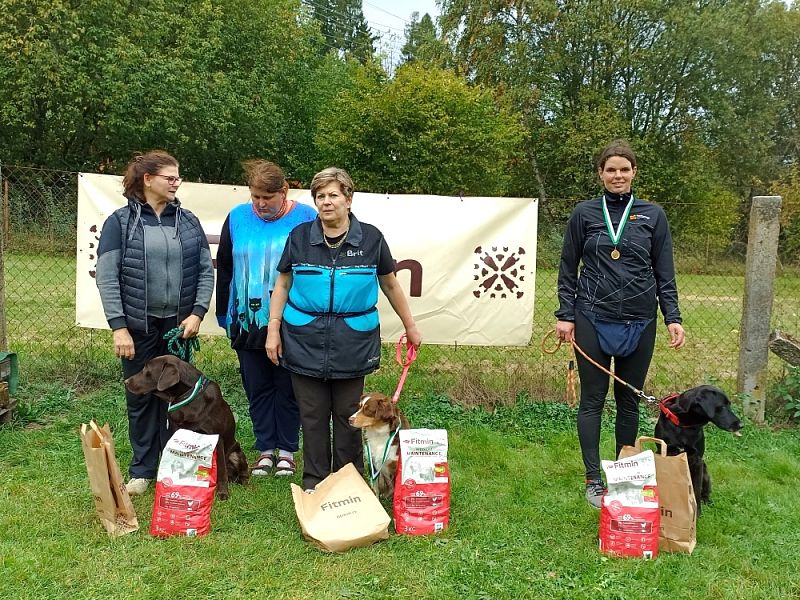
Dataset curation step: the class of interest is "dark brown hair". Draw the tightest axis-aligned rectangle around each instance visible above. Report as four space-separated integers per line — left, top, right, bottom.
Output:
243 159 286 193
597 139 637 170
310 167 354 200
122 150 179 200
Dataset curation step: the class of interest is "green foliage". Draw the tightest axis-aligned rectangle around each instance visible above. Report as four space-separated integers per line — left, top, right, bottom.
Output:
315 63 526 195
0 0 337 182
439 0 799 252
400 12 452 69
772 366 800 423
308 0 376 64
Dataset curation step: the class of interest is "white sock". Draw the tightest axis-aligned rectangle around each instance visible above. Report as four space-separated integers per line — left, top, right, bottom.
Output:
260 449 275 458
277 449 293 460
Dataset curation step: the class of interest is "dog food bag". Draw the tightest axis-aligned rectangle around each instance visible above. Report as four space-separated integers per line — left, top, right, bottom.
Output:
598 449 660 559
394 428 450 535
150 429 218 538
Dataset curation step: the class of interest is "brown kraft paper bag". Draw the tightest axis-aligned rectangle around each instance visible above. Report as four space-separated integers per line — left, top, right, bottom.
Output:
80 420 139 536
290 462 390 553
620 436 697 554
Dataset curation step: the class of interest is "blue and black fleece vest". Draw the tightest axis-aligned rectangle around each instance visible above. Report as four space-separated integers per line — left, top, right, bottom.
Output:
277 214 390 379
116 199 204 332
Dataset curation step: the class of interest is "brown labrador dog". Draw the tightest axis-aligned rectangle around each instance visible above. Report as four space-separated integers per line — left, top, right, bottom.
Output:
125 355 249 500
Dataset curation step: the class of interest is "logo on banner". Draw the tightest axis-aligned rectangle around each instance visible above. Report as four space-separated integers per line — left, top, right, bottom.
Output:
473 246 526 299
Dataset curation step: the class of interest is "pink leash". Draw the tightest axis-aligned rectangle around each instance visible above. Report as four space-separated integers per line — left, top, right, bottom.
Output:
391 334 417 404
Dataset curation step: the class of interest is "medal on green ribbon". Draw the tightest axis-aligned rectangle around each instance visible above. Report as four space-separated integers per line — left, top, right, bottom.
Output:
602 195 634 260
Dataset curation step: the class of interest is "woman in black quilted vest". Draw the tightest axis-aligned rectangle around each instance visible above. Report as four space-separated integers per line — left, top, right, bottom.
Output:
96 150 214 496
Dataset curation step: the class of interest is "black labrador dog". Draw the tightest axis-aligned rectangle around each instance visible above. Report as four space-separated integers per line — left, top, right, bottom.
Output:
125 355 249 500
654 385 742 511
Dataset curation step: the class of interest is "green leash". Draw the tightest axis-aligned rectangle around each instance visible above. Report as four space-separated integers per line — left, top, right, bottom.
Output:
163 327 200 363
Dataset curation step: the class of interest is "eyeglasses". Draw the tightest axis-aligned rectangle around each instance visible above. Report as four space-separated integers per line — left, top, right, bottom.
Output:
152 174 183 185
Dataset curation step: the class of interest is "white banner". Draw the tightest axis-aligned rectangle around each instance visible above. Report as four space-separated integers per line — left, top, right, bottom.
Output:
77 173 538 345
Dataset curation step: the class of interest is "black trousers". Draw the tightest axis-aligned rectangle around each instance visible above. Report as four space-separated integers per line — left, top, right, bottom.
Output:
236 349 299 454
121 316 176 479
290 373 364 490
574 310 657 481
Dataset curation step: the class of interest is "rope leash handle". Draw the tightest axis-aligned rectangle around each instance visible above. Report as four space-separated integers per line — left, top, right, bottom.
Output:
164 327 201 363
542 329 577 407
391 334 417 404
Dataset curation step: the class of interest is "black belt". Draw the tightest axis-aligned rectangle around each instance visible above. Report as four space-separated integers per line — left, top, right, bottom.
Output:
286 299 377 319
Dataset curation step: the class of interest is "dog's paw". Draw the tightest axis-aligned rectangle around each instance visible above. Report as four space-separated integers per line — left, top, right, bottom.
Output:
217 490 230 501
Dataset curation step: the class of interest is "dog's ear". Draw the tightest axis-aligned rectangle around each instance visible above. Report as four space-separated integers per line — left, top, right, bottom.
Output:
696 388 725 420
156 361 181 391
375 397 396 422
676 388 701 415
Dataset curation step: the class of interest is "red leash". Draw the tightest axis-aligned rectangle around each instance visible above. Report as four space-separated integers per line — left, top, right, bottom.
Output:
391 334 417 404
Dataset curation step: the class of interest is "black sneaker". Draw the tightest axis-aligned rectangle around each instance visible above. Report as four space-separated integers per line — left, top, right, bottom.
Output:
585 479 606 509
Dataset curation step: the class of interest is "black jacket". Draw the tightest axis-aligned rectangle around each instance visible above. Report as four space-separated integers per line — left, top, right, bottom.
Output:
555 191 682 325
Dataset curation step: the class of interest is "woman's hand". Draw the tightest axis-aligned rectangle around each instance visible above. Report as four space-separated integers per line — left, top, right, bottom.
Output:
405 323 422 349
555 320 575 343
667 323 685 349
266 325 282 365
179 314 202 338
113 328 135 359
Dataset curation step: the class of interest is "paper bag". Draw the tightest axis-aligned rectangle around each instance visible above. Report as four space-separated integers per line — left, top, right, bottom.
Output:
620 436 697 554
291 462 390 553
79 420 139 536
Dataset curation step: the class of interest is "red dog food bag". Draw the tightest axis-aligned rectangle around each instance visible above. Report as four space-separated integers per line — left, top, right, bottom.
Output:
150 429 218 538
393 428 450 535
598 449 660 559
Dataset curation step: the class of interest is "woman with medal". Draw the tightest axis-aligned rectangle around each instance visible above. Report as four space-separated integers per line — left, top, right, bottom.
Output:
554 139 685 508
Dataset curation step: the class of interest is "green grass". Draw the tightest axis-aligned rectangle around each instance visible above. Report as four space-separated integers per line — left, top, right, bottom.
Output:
1 385 799 599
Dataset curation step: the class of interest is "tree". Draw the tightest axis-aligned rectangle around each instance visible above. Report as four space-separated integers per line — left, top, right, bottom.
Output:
0 0 355 183
315 63 525 196
438 0 795 252
308 0 376 64
400 12 451 69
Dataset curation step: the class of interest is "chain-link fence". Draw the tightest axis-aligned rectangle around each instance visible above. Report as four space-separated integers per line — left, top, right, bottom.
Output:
1 164 798 415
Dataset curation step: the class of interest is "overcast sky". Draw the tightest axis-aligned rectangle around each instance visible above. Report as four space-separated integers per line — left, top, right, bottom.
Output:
362 0 441 41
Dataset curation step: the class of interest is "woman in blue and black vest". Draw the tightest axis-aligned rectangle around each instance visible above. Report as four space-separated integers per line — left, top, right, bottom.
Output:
96 150 214 496
555 140 685 509
266 167 422 492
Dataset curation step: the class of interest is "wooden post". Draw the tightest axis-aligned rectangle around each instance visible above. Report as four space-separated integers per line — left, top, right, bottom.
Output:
737 196 782 423
0 164 7 351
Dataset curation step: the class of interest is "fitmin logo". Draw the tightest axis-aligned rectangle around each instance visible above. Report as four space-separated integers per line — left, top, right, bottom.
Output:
319 495 362 511
473 246 526 299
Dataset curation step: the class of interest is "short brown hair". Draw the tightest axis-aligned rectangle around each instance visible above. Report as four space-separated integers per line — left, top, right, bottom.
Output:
310 167 354 200
597 139 637 170
122 150 179 200
243 159 286 193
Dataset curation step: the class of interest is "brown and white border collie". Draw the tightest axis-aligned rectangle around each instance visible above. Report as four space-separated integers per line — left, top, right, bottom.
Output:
349 392 409 498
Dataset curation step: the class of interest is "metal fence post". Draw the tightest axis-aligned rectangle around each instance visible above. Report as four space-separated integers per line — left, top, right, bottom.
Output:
737 195 783 423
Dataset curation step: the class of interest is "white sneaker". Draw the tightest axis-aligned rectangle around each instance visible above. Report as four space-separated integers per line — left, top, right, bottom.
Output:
126 478 152 496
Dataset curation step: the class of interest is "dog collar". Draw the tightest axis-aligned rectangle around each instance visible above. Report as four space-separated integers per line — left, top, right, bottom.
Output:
168 376 208 413
365 422 402 483
659 393 682 426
